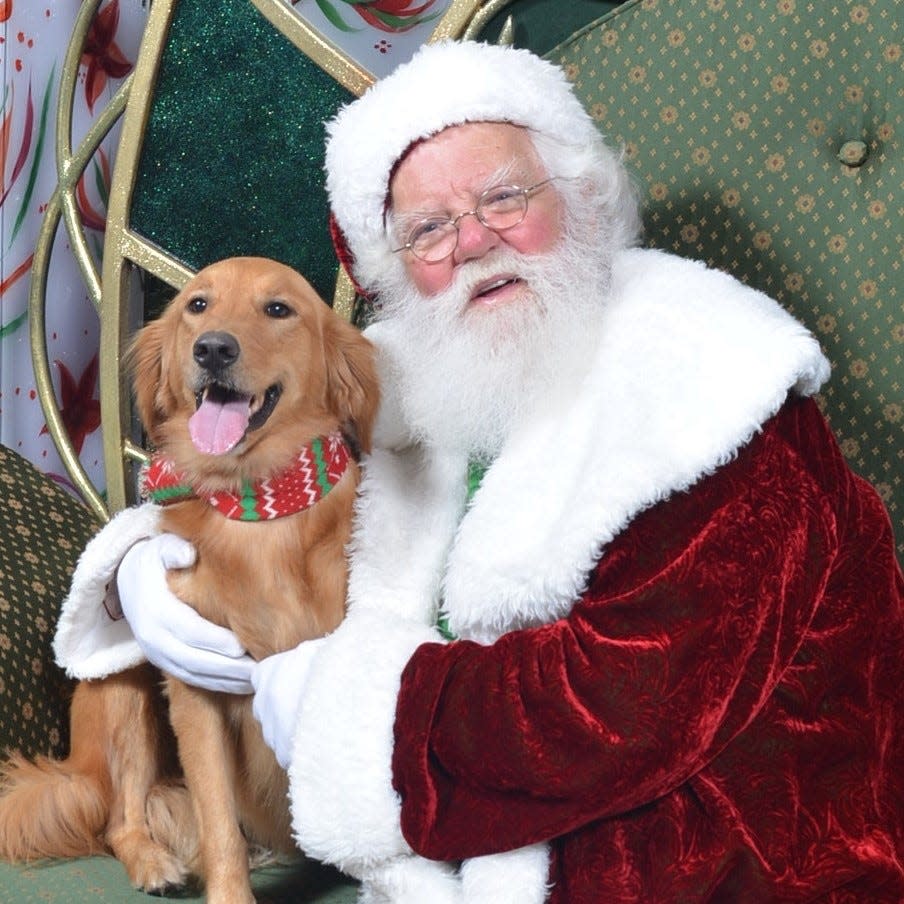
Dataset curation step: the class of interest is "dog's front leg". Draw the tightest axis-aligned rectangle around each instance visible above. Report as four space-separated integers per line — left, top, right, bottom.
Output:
166 677 254 904
103 666 190 892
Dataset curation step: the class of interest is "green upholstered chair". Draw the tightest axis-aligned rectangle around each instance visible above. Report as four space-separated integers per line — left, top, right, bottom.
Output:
549 0 902 561
4 0 900 899
0 445 95 763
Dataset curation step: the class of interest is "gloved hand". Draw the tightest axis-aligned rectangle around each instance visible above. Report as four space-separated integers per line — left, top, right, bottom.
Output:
117 534 255 694
251 638 326 768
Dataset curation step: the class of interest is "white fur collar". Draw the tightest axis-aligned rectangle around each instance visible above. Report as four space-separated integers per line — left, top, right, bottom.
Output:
352 248 830 643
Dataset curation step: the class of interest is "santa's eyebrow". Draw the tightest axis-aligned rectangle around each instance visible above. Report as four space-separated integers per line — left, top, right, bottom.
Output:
388 158 535 234
477 159 522 195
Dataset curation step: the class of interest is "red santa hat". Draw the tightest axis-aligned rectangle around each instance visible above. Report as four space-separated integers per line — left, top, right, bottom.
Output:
324 40 604 298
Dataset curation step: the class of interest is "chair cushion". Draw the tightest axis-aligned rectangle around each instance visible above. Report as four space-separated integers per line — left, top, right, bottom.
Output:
0 445 100 760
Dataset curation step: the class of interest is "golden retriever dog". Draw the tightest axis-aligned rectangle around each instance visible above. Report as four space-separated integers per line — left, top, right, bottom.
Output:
0 257 379 903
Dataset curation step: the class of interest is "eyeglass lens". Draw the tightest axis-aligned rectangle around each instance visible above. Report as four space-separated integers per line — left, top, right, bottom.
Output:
399 180 552 262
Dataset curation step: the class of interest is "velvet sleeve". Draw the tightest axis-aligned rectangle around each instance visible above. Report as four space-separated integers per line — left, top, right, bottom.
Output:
392 401 846 860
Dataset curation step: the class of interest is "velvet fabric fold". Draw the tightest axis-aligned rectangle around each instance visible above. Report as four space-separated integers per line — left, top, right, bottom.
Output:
393 399 904 902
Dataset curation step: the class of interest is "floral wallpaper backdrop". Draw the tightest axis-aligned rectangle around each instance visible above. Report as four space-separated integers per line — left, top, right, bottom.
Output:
292 0 453 81
0 0 147 498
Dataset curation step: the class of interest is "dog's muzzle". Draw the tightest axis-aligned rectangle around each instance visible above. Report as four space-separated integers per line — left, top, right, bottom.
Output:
188 332 282 455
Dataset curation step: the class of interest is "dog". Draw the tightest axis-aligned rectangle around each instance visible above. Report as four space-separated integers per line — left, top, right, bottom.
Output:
0 257 379 903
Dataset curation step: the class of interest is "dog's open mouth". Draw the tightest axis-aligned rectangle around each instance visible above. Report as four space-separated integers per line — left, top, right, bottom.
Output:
188 382 282 455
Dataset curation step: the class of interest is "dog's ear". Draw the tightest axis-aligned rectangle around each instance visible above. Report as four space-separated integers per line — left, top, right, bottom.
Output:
126 316 176 444
323 316 380 455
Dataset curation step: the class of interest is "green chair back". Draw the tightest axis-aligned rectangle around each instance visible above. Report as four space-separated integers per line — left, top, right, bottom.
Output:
550 0 902 561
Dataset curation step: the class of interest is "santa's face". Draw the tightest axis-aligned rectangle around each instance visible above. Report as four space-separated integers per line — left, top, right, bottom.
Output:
389 122 564 299
378 133 609 460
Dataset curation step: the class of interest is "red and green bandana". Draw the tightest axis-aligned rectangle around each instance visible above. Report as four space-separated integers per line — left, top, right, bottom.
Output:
141 432 352 522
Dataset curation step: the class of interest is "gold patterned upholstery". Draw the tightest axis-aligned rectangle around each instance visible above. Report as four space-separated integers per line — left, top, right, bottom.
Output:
0 445 98 761
549 0 902 560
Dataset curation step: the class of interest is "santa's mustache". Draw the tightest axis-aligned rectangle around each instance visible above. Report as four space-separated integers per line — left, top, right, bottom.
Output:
411 249 548 323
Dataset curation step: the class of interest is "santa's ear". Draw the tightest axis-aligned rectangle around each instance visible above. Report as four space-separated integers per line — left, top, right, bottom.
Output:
323 316 380 456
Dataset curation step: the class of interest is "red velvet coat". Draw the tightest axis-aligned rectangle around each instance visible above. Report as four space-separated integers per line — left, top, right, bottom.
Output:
394 397 904 902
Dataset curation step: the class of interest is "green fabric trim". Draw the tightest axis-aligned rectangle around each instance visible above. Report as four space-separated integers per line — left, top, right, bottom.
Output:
435 613 458 642
435 459 492 642
147 481 194 504
467 459 488 503
312 436 332 496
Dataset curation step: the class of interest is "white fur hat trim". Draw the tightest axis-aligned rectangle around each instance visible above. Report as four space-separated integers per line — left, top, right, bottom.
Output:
324 40 601 293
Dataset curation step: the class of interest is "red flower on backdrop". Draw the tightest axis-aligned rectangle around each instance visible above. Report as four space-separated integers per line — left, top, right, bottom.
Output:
0 79 34 212
352 0 440 33
40 356 101 454
76 147 111 232
0 1 12 24
309 0 441 34
81 0 133 114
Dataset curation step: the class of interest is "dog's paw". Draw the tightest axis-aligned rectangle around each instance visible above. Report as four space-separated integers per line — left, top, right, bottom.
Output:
108 825 191 894
126 841 191 894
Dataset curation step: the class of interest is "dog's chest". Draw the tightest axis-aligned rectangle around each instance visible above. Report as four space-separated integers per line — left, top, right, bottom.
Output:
161 501 348 660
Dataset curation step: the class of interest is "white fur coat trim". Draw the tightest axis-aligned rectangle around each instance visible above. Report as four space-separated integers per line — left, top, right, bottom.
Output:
288 608 436 874
53 503 161 679
352 248 831 643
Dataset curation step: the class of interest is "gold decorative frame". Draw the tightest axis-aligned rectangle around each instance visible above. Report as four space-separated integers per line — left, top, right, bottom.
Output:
29 0 496 521
29 0 124 522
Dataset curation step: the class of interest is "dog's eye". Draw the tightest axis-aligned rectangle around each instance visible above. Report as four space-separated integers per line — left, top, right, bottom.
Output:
264 301 292 319
186 297 207 314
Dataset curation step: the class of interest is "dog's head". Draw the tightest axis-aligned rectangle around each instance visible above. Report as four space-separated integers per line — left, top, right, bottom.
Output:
129 257 378 484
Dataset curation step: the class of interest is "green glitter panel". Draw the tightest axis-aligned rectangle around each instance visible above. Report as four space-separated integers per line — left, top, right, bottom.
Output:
130 0 354 302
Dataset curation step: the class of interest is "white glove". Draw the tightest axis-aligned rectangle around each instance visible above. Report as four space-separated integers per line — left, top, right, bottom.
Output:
117 534 255 694
251 638 326 768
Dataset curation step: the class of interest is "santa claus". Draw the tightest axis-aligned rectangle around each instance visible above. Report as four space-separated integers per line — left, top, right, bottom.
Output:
56 40 904 903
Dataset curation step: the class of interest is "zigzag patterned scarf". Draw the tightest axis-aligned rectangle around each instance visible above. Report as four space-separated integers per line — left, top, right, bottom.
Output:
141 432 351 521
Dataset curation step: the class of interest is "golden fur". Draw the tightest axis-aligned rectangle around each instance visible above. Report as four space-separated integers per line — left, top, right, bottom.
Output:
0 257 379 903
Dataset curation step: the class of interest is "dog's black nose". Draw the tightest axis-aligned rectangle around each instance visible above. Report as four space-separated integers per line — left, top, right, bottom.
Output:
193 331 240 372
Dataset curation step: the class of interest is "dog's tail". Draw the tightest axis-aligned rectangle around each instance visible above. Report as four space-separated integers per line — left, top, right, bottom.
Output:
0 665 171 865
0 749 109 860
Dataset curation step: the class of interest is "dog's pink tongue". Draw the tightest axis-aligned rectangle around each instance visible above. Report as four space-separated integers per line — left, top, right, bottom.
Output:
189 396 250 455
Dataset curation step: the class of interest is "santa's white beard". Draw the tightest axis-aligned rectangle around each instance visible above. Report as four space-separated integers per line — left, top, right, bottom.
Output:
375 223 611 461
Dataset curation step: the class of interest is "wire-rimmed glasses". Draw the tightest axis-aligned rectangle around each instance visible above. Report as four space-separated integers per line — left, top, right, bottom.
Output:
391 178 557 263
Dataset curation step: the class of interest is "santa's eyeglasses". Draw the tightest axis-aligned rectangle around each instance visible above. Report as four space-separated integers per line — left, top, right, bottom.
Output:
391 178 557 263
